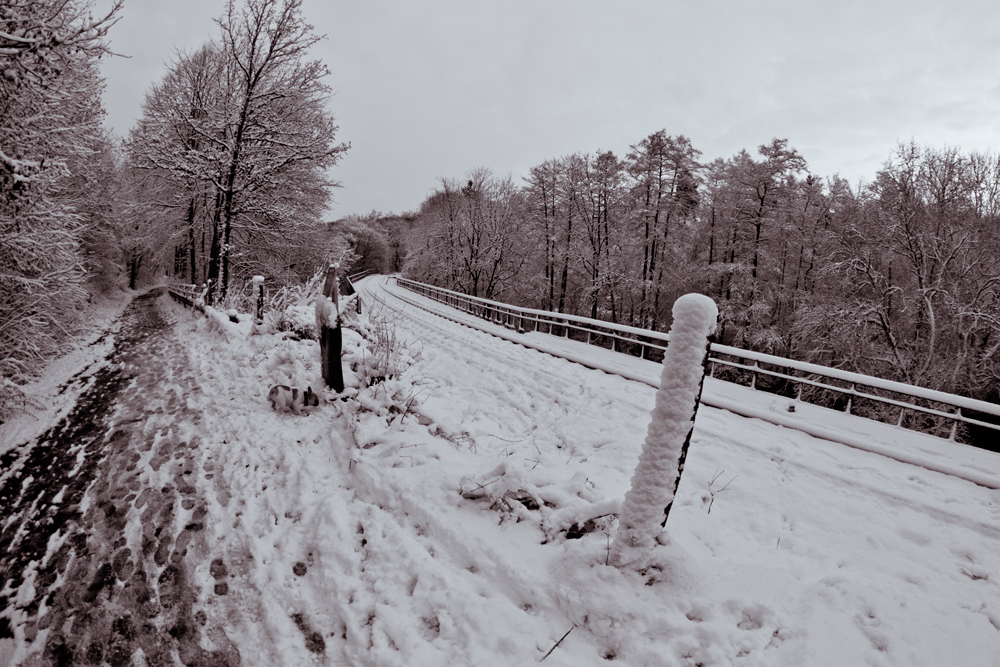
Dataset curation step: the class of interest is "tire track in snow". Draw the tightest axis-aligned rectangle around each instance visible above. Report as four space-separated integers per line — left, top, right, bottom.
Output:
361 279 654 470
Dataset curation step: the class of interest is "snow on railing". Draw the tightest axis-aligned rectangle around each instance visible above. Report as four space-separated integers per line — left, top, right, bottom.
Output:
167 282 209 307
396 277 1000 444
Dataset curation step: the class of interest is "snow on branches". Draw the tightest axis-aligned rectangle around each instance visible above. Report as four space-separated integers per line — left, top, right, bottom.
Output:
1 0 122 416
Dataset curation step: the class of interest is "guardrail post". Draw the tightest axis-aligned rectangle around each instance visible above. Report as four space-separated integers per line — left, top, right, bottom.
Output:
949 408 961 440
845 384 855 414
750 362 759 389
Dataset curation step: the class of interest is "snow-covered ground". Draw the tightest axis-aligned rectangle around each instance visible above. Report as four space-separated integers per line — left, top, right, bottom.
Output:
2 277 999 666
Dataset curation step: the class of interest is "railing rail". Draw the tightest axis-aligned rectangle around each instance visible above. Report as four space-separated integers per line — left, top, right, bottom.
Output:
167 282 207 307
396 277 1000 444
348 269 372 283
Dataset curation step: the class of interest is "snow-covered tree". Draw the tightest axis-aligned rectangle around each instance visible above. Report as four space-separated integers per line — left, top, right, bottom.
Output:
1 0 122 417
406 170 527 301
127 0 349 299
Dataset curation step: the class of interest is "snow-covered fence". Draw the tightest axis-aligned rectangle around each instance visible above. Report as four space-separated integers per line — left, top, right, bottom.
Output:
396 277 1000 445
167 282 209 308
252 275 265 323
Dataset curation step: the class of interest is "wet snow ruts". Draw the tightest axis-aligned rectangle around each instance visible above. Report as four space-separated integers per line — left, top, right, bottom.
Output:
0 288 240 666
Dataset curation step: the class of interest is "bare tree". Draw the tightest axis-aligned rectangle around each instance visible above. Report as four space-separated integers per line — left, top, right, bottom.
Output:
126 0 349 297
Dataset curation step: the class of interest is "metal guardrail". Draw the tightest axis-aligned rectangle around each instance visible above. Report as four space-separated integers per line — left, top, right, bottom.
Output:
396 277 1000 445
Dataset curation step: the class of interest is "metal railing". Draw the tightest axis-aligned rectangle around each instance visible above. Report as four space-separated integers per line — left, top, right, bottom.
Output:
396 277 1000 445
348 269 372 283
167 282 208 307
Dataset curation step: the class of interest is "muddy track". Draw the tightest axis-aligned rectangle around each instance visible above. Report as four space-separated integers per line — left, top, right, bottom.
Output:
0 288 240 666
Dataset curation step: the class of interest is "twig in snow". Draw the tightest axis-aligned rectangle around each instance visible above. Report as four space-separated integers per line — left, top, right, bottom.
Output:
460 477 500 499
539 626 574 662
706 468 738 515
528 437 543 471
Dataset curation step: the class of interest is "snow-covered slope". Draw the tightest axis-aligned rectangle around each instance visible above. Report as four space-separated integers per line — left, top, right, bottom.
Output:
2 278 998 666
348 276 1000 666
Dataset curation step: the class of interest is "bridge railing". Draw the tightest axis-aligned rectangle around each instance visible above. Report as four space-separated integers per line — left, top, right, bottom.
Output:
396 277 1000 444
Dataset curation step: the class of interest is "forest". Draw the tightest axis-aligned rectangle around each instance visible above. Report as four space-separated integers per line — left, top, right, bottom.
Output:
1 0 349 418
393 136 1000 415
2 0 998 426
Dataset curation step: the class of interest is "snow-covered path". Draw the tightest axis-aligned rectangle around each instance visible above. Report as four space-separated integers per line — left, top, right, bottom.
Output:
1 288 241 665
2 279 998 666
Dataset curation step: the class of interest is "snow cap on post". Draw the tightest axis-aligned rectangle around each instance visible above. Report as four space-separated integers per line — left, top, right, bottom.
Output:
252 275 264 285
611 293 718 570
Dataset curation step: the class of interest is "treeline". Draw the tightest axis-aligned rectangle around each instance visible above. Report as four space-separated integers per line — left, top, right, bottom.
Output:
401 135 1000 411
2 0 348 418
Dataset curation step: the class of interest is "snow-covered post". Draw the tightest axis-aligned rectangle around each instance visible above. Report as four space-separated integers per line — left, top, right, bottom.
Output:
252 275 265 324
318 263 345 392
201 280 213 307
610 293 718 569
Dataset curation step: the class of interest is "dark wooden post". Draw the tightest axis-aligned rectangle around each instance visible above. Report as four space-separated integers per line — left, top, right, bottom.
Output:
342 274 361 315
661 334 715 527
320 264 344 392
253 275 264 324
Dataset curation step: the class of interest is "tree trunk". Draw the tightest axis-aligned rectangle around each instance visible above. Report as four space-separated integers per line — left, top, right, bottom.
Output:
129 254 143 290
187 197 198 284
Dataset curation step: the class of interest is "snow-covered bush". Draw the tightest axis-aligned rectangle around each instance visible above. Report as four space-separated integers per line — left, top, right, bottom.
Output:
346 301 414 387
611 293 718 570
250 269 327 339
0 1 122 419
457 459 623 544
337 306 426 447
217 279 259 316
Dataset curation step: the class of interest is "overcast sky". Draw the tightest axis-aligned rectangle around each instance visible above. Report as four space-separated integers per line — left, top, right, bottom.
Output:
98 0 1000 219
